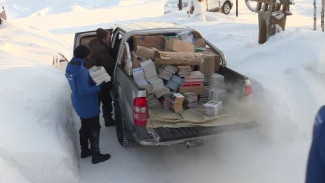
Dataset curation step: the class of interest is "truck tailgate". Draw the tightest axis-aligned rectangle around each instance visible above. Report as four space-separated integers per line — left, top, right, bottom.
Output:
154 120 257 142
147 103 257 143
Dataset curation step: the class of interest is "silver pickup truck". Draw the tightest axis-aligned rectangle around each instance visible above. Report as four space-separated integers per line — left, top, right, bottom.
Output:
74 22 256 147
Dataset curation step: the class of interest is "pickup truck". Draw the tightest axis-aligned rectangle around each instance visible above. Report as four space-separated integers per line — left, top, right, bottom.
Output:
73 22 256 147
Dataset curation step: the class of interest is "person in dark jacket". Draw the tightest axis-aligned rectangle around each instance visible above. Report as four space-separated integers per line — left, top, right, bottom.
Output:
85 28 115 127
306 105 325 183
65 45 111 164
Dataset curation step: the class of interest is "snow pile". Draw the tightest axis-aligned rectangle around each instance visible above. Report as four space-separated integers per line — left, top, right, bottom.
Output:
0 21 78 183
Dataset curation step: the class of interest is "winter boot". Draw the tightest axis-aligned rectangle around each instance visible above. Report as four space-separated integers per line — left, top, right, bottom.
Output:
79 126 91 158
92 152 111 164
81 148 92 158
89 129 111 164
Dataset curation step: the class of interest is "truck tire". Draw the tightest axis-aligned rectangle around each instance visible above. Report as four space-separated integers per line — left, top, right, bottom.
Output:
113 95 135 147
222 1 232 15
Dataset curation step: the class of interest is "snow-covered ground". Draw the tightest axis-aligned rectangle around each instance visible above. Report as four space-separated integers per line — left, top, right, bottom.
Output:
0 0 324 182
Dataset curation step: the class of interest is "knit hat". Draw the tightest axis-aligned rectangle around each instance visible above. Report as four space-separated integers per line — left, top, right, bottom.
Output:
73 45 90 59
96 28 109 40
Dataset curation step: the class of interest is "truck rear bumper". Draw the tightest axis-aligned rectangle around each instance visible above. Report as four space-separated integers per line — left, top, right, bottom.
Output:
138 120 259 146
138 135 209 146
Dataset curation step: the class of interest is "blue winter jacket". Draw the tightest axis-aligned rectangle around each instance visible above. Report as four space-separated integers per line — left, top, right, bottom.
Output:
306 105 325 183
65 58 100 118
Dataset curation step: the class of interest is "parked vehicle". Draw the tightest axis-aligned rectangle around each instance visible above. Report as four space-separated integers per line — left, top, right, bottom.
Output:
164 0 233 15
73 22 256 147
206 0 233 15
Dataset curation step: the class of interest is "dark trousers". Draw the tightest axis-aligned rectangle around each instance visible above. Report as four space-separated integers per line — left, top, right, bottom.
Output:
79 115 101 153
99 82 113 121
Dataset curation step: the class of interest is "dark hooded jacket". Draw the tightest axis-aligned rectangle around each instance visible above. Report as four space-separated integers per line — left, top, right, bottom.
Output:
86 38 115 76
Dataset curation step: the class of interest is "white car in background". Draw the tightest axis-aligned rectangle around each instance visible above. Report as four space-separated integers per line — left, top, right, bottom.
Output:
164 0 233 15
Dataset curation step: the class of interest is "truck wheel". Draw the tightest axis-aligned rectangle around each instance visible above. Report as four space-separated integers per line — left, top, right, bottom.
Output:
222 1 232 15
113 97 135 147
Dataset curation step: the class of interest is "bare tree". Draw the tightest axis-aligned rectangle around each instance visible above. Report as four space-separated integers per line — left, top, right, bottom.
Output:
314 0 317 30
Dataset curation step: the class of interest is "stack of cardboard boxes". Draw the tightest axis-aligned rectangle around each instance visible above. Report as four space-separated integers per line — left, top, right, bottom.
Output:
131 32 224 116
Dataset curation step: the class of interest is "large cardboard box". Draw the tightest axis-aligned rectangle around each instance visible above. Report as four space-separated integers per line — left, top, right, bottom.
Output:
179 85 204 95
202 51 221 72
135 46 158 59
200 55 215 74
133 35 165 51
155 51 204 65
165 39 195 52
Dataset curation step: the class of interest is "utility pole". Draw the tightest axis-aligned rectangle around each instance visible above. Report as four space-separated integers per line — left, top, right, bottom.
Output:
314 0 317 30
179 0 183 10
236 0 238 17
321 0 325 32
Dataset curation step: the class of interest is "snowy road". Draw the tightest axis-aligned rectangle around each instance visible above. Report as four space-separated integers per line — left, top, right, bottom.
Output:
79 118 309 183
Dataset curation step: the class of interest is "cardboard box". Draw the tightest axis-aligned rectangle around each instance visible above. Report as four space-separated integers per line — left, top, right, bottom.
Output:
202 51 221 72
179 85 204 95
135 46 157 59
194 38 206 47
133 35 165 51
132 52 148 69
155 51 204 65
165 39 195 52
200 55 215 74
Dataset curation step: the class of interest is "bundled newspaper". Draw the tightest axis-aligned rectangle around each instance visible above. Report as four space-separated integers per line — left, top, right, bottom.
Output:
147 76 165 92
158 65 178 80
147 94 162 109
203 100 223 117
164 65 178 74
177 65 192 78
209 88 227 102
140 59 158 79
169 93 185 113
144 84 154 94
158 68 173 80
166 75 184 91
133 68 148 87
200 85 210 103
159 95 171 109
209 73 226 89
183 92 198 109
154 87 171 98
88 66 111 86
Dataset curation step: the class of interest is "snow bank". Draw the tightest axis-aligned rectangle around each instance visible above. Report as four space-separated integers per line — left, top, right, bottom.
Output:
0 22 78 183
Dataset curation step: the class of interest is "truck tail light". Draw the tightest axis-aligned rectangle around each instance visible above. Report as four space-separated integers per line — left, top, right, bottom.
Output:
133 97 148 127
245 79 252 96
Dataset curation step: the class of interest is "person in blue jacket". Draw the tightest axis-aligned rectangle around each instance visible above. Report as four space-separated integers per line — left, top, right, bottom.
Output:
65 45 110 164
306 105 325 182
